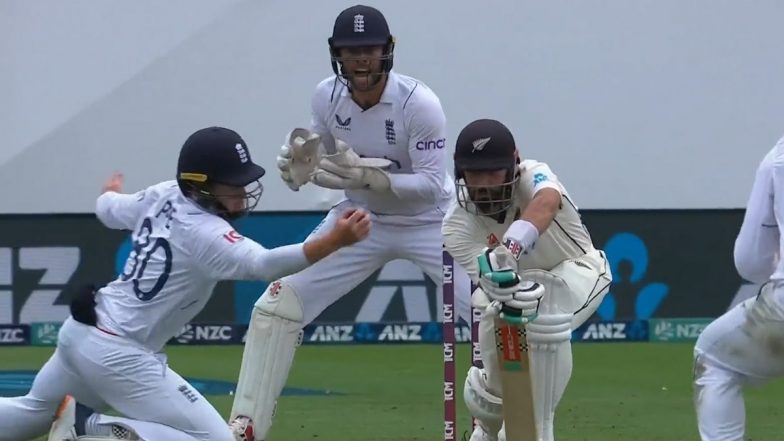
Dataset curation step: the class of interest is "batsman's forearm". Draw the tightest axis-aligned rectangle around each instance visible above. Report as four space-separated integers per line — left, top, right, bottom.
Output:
519 189 560 233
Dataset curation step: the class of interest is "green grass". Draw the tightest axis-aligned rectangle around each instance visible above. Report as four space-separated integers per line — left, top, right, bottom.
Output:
2 342 783 441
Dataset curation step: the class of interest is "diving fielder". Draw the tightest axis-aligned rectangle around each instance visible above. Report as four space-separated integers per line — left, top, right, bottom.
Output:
442 119 612 441
0 127 369 441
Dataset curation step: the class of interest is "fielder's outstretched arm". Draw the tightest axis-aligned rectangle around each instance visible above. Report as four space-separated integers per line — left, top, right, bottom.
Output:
196 229 310 282
195 209 369 283
95 172 156 231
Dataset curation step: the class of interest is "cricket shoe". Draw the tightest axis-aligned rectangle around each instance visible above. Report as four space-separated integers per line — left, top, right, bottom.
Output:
47 395 77 441
49 399 138 441
468 425 498 441
229 415 255 441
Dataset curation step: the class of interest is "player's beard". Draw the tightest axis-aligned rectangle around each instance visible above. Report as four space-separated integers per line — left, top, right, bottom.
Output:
470 187 508 215
461 181 518 217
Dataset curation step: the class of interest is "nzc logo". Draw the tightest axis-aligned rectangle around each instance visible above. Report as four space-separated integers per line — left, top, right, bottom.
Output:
597 232 670 320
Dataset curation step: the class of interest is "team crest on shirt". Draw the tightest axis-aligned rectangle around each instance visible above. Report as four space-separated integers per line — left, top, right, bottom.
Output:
223 230 243 243
385 119 396 144
335 114 351 131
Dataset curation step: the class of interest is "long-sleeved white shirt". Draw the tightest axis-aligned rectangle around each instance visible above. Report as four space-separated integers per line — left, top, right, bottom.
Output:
734 136 783 283
94 180 309 352
310 71 453 224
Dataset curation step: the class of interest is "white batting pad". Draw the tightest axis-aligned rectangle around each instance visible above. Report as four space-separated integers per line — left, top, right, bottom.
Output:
521 269 579 441
471 285 503 393
230 281 304 441
463 365 504 439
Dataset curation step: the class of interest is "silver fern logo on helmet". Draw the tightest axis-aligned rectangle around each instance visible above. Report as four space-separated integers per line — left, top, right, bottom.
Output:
472 137 491 153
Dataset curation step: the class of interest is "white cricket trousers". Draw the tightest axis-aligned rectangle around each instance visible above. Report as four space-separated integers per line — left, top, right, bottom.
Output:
0 317 234 441
694 281 784 441
285 200 472 325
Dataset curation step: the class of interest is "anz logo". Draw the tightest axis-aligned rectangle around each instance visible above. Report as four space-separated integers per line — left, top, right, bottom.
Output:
335 114 351 131
597 232 670 320
357 259 433 323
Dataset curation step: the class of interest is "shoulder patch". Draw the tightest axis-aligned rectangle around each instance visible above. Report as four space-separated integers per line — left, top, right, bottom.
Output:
223 230 244 244
533 173 549 185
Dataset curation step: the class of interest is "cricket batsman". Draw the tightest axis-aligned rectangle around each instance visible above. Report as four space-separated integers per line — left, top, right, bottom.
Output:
442 119 613 441
693 135 784 441
228 5 472 440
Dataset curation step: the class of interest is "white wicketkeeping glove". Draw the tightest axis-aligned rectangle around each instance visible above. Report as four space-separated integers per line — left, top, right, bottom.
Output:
477 246 544 322
277 128 323 191
310 140 393 191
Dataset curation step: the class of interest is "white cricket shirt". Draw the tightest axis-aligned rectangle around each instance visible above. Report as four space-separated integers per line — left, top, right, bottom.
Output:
442 160 595 281
310 71 453 224
734 136 783 284
93 181 309 352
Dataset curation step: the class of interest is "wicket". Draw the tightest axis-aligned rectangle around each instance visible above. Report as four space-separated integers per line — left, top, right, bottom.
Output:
442 249 482 441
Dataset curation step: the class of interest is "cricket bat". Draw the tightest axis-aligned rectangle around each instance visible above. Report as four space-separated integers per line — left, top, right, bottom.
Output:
478 249 538 441
494 309 537 441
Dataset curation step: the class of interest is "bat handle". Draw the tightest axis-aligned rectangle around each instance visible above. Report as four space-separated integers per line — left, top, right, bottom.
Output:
499 304 537 325
485 267 537 324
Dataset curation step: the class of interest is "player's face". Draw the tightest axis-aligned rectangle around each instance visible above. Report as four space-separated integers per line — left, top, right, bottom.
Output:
338 46 385 91
211 183 247 213
211 182 263 216
462 169 514 215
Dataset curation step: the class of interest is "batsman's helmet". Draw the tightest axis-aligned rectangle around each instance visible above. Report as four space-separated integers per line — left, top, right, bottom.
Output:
453 119 521 218
176 126 265 219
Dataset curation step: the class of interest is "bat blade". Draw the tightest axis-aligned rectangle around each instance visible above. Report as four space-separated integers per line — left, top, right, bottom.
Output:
494 318 537 441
